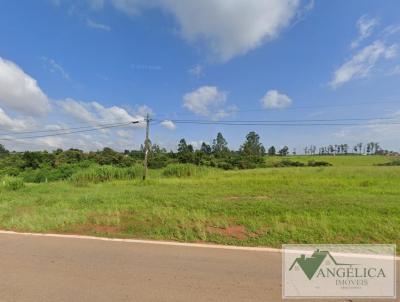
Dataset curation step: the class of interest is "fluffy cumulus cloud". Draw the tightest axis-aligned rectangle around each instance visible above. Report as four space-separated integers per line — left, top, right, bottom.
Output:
93 0 304 61
330 40 398 88
0 57 51 116
0 57 152 151
261 90 292 109
158 0 301 61
351 15 379 49
183 86 230 116
160 120 176 130
58 98 96 123
59 99 146 126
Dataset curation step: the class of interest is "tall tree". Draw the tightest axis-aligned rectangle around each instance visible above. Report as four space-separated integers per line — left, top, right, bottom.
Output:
177 138 194 163
268 146 276 156
212 132 229 157
240 132 265 157
200 142 212 155
0 144 9 158
278 146 289 156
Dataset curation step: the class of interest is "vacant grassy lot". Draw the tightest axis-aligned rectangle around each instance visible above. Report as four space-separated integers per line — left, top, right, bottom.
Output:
0 155 399 250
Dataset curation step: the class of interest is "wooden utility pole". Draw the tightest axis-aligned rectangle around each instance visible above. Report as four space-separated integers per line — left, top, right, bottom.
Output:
143 113 150 180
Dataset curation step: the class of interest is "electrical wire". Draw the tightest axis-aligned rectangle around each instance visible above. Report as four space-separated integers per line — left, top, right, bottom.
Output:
154 100 400 118
0 121 141 136
0 121 141 141
155 120 400 126
156 117 399 123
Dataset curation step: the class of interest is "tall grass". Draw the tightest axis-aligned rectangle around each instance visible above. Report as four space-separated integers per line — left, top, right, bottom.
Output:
162 163 213 178
1 176 25 191
70 165 143 185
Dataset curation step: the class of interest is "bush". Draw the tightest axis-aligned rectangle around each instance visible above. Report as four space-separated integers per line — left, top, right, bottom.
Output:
216 161 234 170
162 164 211 177
307 160 332 167
377 160 400 166
273 160 305 167
70 165 143 185
2 176 25 190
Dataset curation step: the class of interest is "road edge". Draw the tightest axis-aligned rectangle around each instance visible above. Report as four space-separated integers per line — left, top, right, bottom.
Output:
0 230 281 252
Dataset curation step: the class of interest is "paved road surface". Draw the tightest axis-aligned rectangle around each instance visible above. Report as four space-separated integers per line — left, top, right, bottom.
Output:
0 233 397 302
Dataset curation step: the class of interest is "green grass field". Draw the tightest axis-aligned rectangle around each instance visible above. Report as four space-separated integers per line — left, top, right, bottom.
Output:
0 155 399 250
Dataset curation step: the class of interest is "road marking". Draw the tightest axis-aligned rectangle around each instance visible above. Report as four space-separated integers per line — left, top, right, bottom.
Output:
0 230 280 252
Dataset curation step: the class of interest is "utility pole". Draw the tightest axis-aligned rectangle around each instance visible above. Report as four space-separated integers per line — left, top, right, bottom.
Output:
143 113 150 180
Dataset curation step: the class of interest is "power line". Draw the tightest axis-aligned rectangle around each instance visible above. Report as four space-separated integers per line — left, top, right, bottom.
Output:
158 116 399 123
154 100 400 118
0 121 140 141
156 120 400 127
0 121 141 136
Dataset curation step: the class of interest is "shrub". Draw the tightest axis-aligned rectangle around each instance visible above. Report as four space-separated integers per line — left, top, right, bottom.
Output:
273 160 305 167
162 164 211 177
377 160 400 166
307 160 332 167
216 161 234 170
2 176 25 190
70 165 143 185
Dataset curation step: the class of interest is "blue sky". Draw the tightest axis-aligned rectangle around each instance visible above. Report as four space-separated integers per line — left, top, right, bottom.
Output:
0 0 399 152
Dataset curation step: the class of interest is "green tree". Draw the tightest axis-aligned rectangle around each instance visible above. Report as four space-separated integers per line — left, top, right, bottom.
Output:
240 132 265 157
177 138 194 163
212 132 229 157
0 144 9 158
200 142 212 155
268 146 276 156
278 146 289 156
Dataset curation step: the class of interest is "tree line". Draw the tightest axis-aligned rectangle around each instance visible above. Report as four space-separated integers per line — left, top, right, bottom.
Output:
303 142 386 155
0 131 394 179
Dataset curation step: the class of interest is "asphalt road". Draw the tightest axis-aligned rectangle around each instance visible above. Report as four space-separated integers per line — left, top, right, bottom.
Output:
0 233 397 302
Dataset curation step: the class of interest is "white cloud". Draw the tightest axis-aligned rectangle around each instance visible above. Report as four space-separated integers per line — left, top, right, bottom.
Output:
135 104 153 116
91 101 143 123
183 86 227 116
0 108 35 131
87 19 111 31
116 129 132 138
260 90 292 109
330 40 398 88
41 56 70 80
351 15 379 49
383 25 400 37
59 98 96 123
160 120 176 130
59 98 146 127
106 0 303 61
159 0 301 61
0 57 51 116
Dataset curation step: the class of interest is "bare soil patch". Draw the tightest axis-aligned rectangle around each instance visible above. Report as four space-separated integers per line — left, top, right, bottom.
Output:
207 225 248 240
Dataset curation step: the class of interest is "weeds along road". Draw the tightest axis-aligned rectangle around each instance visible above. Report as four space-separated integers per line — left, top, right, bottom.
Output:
0 232 397 302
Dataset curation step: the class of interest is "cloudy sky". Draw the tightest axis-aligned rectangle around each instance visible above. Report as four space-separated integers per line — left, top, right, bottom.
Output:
0 0 400 152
